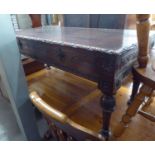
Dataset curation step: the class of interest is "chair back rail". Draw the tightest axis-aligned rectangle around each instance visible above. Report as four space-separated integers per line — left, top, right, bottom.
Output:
30 91 104 140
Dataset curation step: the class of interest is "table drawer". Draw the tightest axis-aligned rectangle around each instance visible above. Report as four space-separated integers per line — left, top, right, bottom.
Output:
18 38 108 81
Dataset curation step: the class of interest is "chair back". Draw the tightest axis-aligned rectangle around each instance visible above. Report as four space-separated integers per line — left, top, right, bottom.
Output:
30 91 104 141
90 14 126 29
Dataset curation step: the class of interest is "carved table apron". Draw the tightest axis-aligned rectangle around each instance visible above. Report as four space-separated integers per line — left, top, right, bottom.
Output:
16 26 138 139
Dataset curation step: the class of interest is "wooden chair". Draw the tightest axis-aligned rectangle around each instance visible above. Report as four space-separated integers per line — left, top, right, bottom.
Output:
113 14 155 138
27 67 105 140
29 91 104 140
113 49 155 138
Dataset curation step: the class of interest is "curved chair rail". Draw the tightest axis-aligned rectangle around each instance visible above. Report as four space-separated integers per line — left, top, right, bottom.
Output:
29 91 104 140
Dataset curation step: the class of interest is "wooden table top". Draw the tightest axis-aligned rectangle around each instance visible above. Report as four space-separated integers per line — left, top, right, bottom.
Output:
16 26 138 54
16 26 155 92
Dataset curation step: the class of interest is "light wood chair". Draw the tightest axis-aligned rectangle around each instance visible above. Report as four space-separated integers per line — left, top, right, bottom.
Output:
113 49 155 138
29 91 104 140
113 14 155 138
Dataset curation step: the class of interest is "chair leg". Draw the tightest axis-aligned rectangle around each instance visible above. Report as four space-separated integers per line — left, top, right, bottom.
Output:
127 75 140 105
138 110 155 122
43 116 60 140
143 91 155 107
56 128 68 141
43 129 53 141
113 85 147 138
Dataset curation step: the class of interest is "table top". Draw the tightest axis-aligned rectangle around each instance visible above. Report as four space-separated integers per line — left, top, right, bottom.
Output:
16 26 138 54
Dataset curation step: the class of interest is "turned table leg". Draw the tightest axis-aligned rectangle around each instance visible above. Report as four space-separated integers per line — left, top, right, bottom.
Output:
128 71 140 105
100 95 115 140
98 81 116 140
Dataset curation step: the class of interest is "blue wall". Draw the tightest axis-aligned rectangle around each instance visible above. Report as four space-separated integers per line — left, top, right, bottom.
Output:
0 14 40 140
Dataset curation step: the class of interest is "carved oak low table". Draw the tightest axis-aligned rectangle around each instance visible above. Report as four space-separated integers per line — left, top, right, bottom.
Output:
16 26 138 139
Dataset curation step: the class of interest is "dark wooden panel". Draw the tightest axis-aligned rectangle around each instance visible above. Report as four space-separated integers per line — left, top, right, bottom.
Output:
16 26 138 92
16 26 138 139
18 38 118 82
22 58 44 75
16 26 137 52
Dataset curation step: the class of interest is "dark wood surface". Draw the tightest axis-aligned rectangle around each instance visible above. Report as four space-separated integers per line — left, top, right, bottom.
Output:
16 26 137 52
128 48 155 104
22 58 44 76
16 26 138 91
16 26 139 139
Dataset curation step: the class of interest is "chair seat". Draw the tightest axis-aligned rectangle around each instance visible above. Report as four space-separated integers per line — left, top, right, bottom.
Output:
30 91 105 140
113 49 155 138
27 66 155 140
133 50 155 89
28 68 105 140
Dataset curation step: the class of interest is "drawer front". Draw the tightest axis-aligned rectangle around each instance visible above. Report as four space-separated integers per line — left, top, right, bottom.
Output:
17 38 111 82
